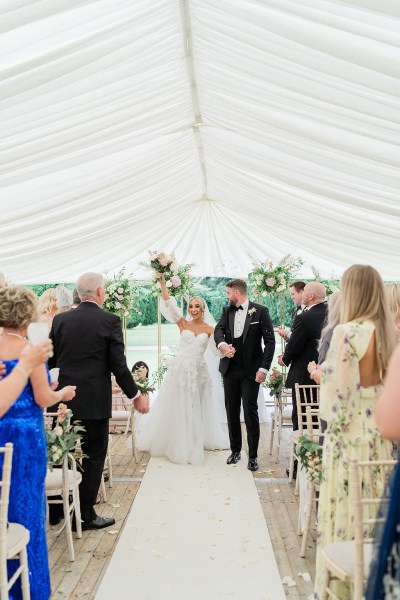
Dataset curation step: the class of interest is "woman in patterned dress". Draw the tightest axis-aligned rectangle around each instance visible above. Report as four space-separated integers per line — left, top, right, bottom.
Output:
314 265 398 599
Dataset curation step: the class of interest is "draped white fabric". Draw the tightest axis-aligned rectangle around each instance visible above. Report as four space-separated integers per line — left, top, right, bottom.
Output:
1 0 399 282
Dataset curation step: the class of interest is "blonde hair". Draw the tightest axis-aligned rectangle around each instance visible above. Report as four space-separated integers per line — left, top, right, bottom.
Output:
385 283 400 324
340 265 397 375
38 288 57 316
319 290 341 350
0 286 38 329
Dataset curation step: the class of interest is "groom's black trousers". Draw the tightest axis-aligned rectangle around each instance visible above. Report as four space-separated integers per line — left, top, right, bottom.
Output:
223 366 260 459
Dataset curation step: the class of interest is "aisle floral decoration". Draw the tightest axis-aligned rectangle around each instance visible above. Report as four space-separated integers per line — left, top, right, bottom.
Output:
248 254 304 297
263 368 285 397
133 372 156 396
104 268 140 318
45 404 85 470
142 250 194 298
296 434 323 483
310 266 339 297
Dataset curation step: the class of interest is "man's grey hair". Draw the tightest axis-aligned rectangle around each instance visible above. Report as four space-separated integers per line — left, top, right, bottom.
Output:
76 272 104 301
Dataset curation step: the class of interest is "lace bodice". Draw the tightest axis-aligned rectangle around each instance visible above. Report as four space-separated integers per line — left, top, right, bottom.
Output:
177 330 209 358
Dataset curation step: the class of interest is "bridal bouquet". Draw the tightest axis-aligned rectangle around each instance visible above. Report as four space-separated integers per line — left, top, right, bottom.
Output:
296 435 323 483
143 250 194 297
45 404 85 470
249 254 304 296
104 268 140 318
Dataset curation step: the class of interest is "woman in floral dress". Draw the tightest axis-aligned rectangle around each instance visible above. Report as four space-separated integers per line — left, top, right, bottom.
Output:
314 265 398 599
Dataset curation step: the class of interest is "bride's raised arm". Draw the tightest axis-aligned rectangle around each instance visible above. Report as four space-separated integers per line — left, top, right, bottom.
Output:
159 274 184 328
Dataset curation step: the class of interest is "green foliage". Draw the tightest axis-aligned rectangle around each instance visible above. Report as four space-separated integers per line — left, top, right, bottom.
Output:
296 434 323 483
263 368 285 396
44 404 85 470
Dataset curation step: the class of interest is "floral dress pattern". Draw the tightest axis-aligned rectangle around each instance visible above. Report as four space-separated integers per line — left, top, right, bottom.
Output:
314 320 393 599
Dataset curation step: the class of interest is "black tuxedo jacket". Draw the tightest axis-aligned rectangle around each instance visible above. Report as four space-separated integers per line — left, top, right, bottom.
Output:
214 301 275 379
282 302 327 389
49 302 138 420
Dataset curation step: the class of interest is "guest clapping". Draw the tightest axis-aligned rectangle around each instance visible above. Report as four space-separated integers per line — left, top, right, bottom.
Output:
0 285 76 600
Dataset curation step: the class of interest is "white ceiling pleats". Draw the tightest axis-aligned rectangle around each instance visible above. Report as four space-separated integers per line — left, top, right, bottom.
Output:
0 0 399 282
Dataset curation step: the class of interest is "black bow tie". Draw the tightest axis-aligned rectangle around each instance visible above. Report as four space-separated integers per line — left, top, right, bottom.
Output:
232 305 243 311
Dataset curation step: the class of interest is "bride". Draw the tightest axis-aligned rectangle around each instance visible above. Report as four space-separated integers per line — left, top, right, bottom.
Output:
138 274 229 465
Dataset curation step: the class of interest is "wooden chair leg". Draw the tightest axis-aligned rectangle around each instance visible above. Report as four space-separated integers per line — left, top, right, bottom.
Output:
294 469 300 496
20 546 31 600
321 565 330 600
269 417 275 455
288 441 295 482
71 464 82 539
300 481 314 557
130 411 139 463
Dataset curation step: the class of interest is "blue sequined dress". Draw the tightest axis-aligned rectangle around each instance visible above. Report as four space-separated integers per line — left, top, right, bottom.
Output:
0 360 50 600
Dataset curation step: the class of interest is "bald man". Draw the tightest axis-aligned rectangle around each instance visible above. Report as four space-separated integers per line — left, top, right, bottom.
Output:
278 282 327 435
49 272 149 529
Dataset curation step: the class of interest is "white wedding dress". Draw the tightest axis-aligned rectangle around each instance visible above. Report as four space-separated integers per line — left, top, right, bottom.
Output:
138 299 229 465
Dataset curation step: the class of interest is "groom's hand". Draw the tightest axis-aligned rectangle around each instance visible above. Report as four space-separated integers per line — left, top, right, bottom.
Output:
255 370 267 383
134 394 150 414
219 343 235 358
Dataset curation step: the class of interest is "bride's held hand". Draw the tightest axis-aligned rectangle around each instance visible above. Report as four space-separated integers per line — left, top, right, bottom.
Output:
135 394 150 414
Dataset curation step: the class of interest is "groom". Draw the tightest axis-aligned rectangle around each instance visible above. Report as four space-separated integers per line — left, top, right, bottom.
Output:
214 279 275 471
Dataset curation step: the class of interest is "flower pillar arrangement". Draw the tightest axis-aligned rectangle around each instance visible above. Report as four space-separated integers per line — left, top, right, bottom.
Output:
248 254 304 359
104 268 140 349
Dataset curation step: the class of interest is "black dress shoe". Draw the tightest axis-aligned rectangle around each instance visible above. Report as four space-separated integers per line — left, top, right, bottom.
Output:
286 467 297 480
81 516 116 530
226 452 241 465
247 458 259 472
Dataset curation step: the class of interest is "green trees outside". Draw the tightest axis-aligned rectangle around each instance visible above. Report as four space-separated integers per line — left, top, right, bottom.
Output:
26 278 340 328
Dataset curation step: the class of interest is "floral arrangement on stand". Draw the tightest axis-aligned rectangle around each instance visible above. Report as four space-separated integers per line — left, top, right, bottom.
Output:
104 268 140 319
263 367 285 398
45 404 85 470
296 434 323 483
248 254 304 297
310 266 339 297
143 251 194 298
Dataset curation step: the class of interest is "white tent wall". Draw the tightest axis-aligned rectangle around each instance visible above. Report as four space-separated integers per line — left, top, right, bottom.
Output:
0 0 399 283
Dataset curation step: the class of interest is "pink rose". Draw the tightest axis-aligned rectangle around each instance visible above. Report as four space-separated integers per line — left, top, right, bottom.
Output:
265 277 276 287
170 275 181 288
158 256 170 267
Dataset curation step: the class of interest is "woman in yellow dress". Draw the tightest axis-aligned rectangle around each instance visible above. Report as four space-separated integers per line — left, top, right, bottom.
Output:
314 265 398 599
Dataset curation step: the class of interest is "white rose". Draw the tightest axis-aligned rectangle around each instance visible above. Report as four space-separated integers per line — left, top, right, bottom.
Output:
124 310 129 316
54 426 63 437
118 287 124 294
166 280 172 288
115 301 122 308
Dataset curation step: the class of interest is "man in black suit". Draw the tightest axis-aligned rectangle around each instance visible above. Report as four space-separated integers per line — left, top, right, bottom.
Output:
276 281 305 341
214 279 275 472
278 281 327 432
49 272 149 529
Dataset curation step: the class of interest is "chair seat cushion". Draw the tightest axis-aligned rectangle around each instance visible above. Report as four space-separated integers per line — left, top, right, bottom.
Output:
45 468 82 494
323 540 372 581
270 409 292 420
7 522 30 558
111 410 130 419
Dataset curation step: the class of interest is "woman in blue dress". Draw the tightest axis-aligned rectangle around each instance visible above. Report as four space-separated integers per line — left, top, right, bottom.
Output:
0 285 76 600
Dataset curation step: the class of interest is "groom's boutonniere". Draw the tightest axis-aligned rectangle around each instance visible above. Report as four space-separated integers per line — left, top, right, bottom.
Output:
248 307 257 316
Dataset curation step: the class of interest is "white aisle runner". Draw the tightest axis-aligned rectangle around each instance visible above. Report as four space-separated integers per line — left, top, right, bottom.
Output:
96 451 285 600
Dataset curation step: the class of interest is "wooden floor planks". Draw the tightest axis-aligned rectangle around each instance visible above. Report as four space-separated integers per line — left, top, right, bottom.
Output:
48 418 316 599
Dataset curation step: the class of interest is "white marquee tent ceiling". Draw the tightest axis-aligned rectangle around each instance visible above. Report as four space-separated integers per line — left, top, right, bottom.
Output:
1 0 399 283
